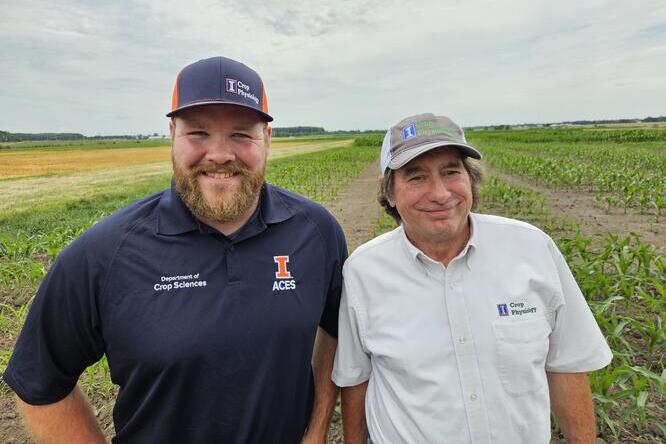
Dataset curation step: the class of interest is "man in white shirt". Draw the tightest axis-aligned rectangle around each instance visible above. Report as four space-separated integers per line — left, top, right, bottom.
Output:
332 113 612 444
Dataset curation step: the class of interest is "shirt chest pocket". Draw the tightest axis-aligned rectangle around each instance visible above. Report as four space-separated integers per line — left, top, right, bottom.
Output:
492 317 551 395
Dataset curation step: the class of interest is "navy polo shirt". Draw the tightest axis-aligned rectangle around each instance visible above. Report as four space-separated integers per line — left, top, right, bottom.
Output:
4 183 347 443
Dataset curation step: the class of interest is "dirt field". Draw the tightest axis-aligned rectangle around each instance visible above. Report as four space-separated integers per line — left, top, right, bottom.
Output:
0 139 351 180
0 139 352 215
1 157 661 443
489 168 665 252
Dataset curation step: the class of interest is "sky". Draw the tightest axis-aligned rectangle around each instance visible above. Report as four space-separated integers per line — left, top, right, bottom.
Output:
1 0 665 135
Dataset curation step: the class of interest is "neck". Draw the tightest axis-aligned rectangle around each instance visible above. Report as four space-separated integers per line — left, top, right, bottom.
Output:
404 224 470 267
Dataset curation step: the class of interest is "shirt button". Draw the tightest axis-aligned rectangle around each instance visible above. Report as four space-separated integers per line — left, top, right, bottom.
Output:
458 337 466 344
448 282 455 290
470 393 478 401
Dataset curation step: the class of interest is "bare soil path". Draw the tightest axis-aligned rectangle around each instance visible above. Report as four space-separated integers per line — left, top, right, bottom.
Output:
324 160 383 253
488 168 665 251
321 160 383 443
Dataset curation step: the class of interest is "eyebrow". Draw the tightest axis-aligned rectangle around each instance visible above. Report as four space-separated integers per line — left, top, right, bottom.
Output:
441 159 464 169
402 165 427 176
179 118 207 128
230 122 261 131
402 159 463 175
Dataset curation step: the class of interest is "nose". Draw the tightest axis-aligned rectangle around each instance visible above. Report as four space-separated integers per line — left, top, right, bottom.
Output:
427 177 451 203
204 135 236 164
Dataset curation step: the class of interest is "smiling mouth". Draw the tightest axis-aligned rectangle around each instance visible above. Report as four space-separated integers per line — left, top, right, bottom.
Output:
202 171 238 179
422 203 459 213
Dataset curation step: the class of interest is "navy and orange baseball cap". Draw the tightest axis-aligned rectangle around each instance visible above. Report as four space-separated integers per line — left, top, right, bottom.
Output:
167 56 273 121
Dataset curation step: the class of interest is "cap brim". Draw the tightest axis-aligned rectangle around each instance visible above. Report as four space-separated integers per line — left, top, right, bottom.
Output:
166 100 274 122
388 141 482 170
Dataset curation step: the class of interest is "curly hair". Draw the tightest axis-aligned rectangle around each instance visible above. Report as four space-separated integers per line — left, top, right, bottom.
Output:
378 156 484 224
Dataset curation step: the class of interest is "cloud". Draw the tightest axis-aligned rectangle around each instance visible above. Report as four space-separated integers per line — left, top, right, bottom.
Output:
1 0 664 134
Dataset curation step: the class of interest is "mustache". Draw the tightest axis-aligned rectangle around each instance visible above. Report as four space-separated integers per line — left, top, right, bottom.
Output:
417 202 459 212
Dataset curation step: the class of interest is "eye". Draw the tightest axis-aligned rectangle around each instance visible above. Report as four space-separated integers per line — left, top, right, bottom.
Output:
187 131 208 137
232 132 252 139
409 175 425 182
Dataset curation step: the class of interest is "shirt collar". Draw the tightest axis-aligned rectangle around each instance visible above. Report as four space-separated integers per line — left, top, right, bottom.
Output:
156 182 293 237
462 213 479 270
225 183 293 243
259 183 293 225
156 182 200 235
398 213 479 273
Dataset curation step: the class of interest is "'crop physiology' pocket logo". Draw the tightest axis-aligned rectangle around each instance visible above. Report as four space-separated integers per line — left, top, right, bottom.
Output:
273 255 296 291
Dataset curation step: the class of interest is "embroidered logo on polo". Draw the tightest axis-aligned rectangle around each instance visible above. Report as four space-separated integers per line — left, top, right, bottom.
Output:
225 77 260 105
153 273 207 292
273 255 296 291
497 301 537 317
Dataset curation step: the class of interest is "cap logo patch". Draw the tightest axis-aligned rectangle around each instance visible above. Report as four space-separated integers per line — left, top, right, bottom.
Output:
416 120 454 137
225 78 238 93
403 124 417 140
225 78 260 106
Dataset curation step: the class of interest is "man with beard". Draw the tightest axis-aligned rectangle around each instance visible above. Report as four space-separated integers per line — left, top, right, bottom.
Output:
4 56 346 443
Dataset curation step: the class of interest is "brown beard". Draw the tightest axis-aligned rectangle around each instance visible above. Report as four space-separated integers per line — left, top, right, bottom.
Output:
173 158 265 225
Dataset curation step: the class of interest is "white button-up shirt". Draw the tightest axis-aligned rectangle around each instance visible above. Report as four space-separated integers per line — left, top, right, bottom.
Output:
332 213 612 444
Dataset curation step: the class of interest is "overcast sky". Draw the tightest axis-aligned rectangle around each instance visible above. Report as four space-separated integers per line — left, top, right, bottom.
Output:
1 0 665 135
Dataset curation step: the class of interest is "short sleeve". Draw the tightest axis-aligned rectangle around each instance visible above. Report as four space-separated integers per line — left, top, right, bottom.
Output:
318 219 348 338
2 239 106 405
332 265 371 387
544 238 613 372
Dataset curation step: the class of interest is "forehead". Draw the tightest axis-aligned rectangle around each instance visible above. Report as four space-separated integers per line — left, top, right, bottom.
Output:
399 146 464 171
175 104 265 127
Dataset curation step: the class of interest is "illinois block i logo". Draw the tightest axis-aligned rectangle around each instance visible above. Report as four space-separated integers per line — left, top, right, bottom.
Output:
273 255 296 291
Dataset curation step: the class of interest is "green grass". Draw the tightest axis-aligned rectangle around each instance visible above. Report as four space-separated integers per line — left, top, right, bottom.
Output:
0 135 353 152
0 139 170 152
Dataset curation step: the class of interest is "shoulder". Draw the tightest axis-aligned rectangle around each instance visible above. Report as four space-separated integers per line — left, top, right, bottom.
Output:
58 190 166 264
472 213 563 271
472 213 552 243
268 184 344 235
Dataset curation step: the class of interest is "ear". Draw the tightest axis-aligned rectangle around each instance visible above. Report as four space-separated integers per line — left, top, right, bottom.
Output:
168 118 176 139
264 124 272 153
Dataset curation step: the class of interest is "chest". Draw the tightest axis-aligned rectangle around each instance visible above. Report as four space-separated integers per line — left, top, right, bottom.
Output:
99 231 328 372
361 261 557 375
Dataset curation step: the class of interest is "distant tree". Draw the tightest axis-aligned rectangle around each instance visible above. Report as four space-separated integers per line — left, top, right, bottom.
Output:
272 126 327 137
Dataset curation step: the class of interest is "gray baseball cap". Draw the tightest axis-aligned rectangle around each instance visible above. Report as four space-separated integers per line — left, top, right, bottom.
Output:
380 113 481 175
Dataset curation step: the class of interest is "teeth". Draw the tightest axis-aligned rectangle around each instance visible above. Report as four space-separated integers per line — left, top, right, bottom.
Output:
206 172 234 179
